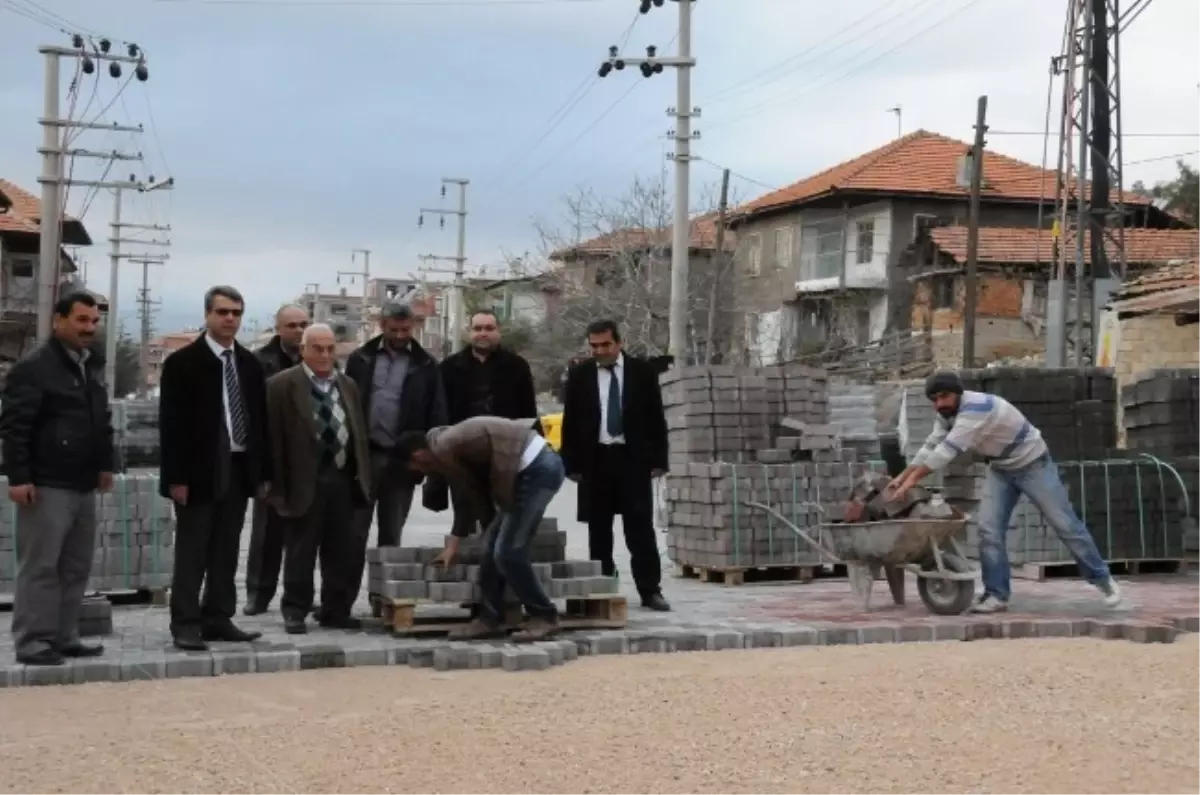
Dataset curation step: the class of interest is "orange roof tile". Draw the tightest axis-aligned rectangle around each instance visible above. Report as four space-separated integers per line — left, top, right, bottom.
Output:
0 178 91 243
928 226 1198 267
738 130 1152 217
1110 258 1199 315
552 211 736 259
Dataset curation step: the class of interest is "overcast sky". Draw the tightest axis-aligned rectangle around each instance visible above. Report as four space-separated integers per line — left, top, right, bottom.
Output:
1 0 1196 336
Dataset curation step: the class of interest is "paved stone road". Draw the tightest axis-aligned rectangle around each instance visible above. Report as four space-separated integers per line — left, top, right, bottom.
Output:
1 482 1196 687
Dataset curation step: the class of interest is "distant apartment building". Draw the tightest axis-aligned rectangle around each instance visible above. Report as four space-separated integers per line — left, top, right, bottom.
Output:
143 329 201 389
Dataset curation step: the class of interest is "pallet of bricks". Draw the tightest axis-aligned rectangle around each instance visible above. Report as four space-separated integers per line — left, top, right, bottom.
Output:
942 366 1191 579
661 364 873 585
0 472 174 608
113 399 162 470
366 519 626 635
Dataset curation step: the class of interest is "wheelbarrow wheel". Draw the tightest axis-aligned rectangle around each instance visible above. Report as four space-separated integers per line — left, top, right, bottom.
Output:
916 553 975 616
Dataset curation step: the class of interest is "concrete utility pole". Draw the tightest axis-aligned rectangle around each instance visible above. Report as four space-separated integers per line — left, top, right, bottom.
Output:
338 249 371 343
419 178 469 348
107 181 172 398
704 168 729 365
962 95 988 369
38 36 150 343
134 257 163 394
599 0 697 362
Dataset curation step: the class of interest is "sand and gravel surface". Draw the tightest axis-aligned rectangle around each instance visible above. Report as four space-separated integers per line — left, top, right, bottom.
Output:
0 637 1196 794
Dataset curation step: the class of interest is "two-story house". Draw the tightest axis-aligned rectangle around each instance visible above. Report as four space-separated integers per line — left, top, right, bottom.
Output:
297 287 366 343
727 130 1178 365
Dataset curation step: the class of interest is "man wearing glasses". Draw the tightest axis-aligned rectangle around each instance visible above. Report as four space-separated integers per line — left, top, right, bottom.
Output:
244 304 309 615
159 286 271 651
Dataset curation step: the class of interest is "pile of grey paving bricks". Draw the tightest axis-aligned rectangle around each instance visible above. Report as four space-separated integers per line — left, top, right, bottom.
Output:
79 596 114 637
112 399 161 470
0 472 174 600
827 382 882 462
1121 368 1200 458
366 520 616 602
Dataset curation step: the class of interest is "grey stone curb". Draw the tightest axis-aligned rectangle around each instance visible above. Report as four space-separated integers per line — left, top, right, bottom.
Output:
2 615 1194 689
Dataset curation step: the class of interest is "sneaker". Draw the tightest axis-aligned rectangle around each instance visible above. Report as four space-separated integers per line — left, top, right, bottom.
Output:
968 594 1009 614
1095 577 1122 608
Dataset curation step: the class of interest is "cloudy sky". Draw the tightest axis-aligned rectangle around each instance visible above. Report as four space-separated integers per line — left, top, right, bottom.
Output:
1 0 1196 336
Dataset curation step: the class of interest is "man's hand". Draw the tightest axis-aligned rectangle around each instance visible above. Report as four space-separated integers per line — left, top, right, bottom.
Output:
651 468 667 479
169 484 189 506
885 474 907 494
886 477 913 501
98 472 114 492
8 484 35 505
433 536 460 568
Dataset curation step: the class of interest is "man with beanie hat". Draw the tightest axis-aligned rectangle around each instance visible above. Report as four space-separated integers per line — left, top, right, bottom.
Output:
887 371 1121 614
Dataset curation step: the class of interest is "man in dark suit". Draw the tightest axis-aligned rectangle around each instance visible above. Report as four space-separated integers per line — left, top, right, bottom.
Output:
265 323 372 634
244 303 309 615
159 285 270 651
435 310 538 537
560 319 671 611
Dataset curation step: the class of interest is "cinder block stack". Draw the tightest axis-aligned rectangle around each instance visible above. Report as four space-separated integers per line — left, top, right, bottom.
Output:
827 383 881 462
1122 368 1200 458
79 596 114 637
660 365 771 466
366 520 617 602
762 363 829 429
115 399 161 470
0 472 173 599
664 458 868 569
958 367 1117 461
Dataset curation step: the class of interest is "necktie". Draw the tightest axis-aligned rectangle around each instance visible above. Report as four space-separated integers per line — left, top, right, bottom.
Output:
222 350 249 447
605 364 623 438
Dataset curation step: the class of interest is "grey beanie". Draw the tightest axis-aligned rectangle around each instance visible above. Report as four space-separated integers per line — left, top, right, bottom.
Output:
924 371 964 401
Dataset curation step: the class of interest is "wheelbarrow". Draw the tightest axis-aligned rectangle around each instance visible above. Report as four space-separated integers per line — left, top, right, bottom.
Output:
744 501 978 616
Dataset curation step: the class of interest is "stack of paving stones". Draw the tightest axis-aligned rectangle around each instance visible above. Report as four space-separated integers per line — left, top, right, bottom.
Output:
0 472 173 600
1121 368 1200 458
79 596 113 637
827 383 881 462
114 399 161 469
660 365 773 467
958 367 1117 461
366 520 616 602
761 363 829 429
665 458 867 569
945 456 1191 564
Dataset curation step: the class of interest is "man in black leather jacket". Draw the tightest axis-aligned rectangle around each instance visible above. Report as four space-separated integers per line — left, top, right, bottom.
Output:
0 292 115 666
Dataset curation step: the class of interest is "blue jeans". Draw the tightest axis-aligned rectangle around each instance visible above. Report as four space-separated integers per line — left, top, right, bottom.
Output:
477 447 564 625
978 454 1111 601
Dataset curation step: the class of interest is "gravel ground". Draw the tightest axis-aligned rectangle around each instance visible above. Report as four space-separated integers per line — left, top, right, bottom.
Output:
0 638 1196 794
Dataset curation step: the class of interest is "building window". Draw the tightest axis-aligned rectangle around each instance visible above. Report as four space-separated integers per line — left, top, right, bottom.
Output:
913 214 938 237
932 276 955 310
747 234 762 276
855 220 875 264
10 261 33 279
774 226 793 270
799 219 843 281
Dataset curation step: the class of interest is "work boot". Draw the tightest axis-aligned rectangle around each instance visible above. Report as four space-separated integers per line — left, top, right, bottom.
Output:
448 617 505 641
511 614 561 643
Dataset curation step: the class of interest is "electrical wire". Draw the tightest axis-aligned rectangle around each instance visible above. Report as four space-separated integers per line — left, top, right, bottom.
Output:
697 158 778 192
11 0 100 34
151 0 605 5
1125 150 1199 167
991 130 1197 138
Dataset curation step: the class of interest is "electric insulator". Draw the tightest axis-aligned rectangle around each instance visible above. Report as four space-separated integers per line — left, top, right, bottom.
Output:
127 43 140 57
640 63 652 78
109 62 122 79
639 0 651 13
99 38 111 53
646 45 657 57
615 59 625 70
598 62 612 78
418 214 424 227
81 57 95 75
653 0 664 6
72 34 84 48
135 64 149 82
653 63 663 74
439 217 445 229
441 185 446 197
608 45 619 57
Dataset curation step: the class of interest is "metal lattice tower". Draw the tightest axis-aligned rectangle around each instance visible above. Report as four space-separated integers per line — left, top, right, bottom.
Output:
1048 0 1130 366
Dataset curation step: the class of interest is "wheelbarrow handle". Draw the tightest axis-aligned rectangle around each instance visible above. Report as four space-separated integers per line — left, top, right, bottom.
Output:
741 501 842 564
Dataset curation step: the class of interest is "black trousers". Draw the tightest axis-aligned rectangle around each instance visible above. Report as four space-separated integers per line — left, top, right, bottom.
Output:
586 444 662 599
245 498 285 606
282 470 356 622
170 456 250 635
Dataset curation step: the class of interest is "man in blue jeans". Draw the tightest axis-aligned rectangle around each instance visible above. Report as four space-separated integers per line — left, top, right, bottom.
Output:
887 371 1122 614
395 416 564 641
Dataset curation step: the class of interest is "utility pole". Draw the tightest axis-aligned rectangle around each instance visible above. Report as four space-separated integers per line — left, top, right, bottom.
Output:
703 168 730 365
337 249 371 343
38 35 150 343
962 95 988 369
599 0 696 362
134 257 163 395
107 180 172 399
418 178 469 349
887 105 902 138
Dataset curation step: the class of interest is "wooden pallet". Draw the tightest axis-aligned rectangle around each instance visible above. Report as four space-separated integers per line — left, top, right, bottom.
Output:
375 593 627 637
674 562 847 586
1013 558 1188 582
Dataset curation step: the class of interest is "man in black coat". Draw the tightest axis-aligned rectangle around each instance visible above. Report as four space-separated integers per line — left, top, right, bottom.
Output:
243 303 309 615
0 292 115 666
159 285 271 651
435 310 539 536
560 319 670 611
343 301 447 602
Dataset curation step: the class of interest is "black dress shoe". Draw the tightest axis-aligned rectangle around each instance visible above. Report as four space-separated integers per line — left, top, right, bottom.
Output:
641 593 672 612
59 642 104 658
318 615 362 630
201 624 263 643
283 618 308 635
173 632 208 652
17 648 65 666
242 601 270 616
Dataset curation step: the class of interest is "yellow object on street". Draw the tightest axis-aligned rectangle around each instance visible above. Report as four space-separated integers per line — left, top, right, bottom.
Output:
541 412 563 451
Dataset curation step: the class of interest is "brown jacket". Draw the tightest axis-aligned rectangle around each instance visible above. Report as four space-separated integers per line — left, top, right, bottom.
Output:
427 416 538 517
266 365 372 517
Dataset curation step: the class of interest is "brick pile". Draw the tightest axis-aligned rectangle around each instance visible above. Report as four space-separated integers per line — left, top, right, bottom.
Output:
366 520 617 602
660 365 770 467
0 473 173 599
113 399 161 469
827 383 881 462
1121 368 1200 458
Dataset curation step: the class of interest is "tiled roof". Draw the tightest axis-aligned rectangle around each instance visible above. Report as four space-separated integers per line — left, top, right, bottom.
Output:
551 211 736 260
0 178 91 244
928 226 1199 267
1110 258 1199 316
737 130 1153 217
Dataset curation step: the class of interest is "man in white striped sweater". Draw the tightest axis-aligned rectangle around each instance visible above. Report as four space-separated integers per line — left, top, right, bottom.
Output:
887 371 1121 614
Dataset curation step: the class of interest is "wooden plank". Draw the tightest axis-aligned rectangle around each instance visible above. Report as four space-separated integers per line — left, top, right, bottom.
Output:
674 563 847 586
376 593 627 636
1012 558 1188 581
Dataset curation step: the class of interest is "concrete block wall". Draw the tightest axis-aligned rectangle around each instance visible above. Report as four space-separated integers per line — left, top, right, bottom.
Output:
1121 368 1199 458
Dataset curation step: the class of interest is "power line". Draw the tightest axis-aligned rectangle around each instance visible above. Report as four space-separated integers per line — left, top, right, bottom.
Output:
151 0 605 5
1125 150 1198 167
697 158 777 192
990 130 1197 138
